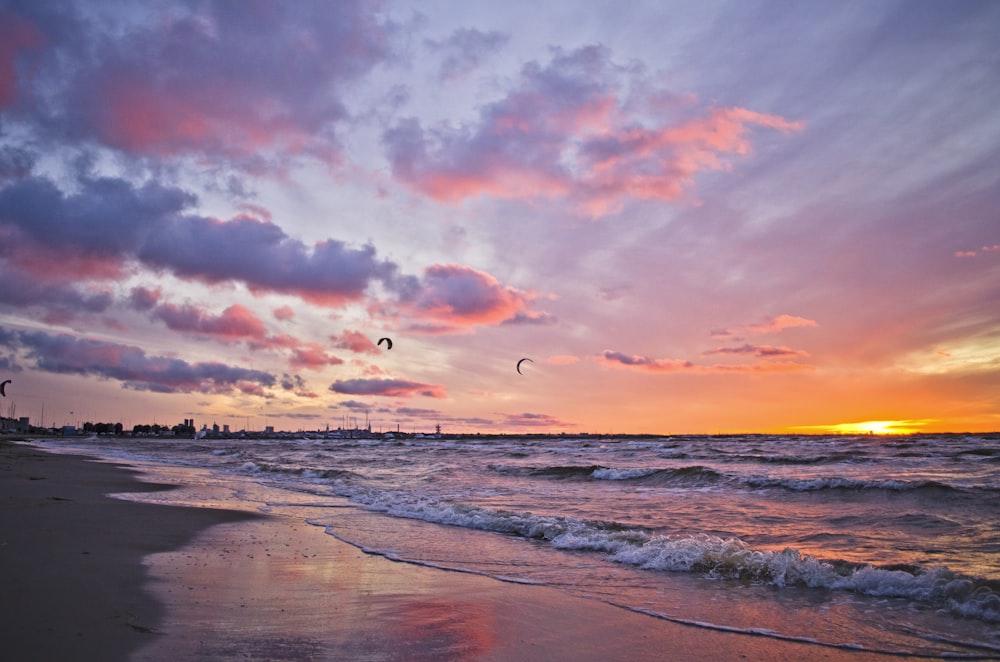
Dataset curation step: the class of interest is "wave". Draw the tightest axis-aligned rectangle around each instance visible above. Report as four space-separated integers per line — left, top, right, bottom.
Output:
499 463 728 486
528 464 608 479
326 483 999 624
236 461 360 481
739 475 973 494
493 462 1000 497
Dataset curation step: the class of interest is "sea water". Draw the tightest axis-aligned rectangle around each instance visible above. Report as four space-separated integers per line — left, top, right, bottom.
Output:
38 433 1000 657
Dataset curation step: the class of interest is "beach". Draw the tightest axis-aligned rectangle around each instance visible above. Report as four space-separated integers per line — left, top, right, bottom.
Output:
0 438 933 660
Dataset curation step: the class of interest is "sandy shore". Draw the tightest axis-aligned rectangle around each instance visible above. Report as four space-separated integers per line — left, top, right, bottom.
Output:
1 439 900 661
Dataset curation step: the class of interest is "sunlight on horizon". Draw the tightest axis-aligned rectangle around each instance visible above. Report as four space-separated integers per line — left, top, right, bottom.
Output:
791 420 933 435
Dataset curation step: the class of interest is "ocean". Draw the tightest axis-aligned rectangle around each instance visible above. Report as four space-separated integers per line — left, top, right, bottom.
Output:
37 433 1000 658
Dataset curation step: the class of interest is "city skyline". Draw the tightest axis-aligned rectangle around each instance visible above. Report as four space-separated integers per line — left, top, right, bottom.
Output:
1 1 998 435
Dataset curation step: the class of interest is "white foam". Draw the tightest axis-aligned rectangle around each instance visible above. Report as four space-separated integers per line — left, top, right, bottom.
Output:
590 467 659 480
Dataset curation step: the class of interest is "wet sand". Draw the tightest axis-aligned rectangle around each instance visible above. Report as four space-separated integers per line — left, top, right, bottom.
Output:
1 439 900 661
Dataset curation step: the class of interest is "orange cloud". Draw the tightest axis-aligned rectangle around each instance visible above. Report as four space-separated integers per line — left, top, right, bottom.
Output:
599 350 814 374
713 314 819 338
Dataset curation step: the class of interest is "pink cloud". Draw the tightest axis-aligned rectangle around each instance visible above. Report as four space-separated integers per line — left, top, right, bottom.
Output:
7 4 391 172
713 314 819 338
289 343 345 371
599 351 695 372
329 378 446 398
956 245 1000 257
3 241 131 282
404 263 534 328
2 176 543 332
331 330 380 354
272 305 295 321
153 303 268 341
137 298 346 372
384 46 802 216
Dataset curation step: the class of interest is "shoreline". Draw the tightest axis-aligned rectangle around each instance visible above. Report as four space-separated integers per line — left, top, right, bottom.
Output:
0 438 261 660
2 439 904 660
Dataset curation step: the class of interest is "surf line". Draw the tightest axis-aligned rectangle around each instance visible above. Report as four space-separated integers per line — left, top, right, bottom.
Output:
612 603 1000 660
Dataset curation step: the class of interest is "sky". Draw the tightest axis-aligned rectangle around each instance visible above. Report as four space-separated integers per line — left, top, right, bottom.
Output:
0 0 997 436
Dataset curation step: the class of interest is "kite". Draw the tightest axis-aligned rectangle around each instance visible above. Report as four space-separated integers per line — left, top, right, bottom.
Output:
0 379 10 396
378 337 393 350
516 358 533 375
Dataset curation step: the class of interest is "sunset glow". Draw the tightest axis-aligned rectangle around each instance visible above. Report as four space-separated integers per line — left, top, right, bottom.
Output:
793 420 933 436
0 1 997 435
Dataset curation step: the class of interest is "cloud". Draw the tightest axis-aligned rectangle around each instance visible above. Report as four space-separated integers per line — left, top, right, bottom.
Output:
599 351 694 372
384 45 802 216
128 286 161 311
151 303 268 341
955 245 1000 258
0 8 43 109
501 412 574 428
3 2 392 171
331 330 381 354
331 399 380 412
4 326 275 394
599 349 813 374
132 296 345 372
329 378 446 398
0 174 544 329
0 146 35 181
425 28 509 81
501 311 558 326
288 343 345 371
0 174 391 303
0 265 113 315
139 213 400 305
711 314 819 338
280 373 318 398
272 305 295 321
401 263 536 328
702 344 809 359
395 407 443 418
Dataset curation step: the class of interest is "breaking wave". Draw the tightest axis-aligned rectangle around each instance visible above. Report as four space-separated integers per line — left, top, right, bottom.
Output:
326 482 999 624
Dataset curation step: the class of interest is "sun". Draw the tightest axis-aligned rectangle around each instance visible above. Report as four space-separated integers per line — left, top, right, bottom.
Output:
791 420 931 435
